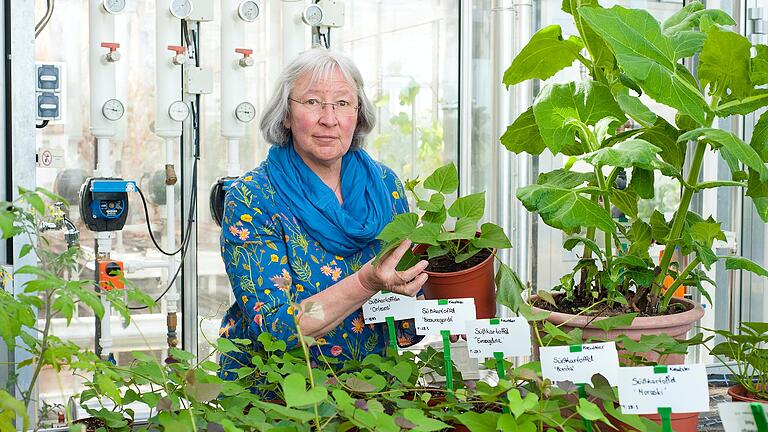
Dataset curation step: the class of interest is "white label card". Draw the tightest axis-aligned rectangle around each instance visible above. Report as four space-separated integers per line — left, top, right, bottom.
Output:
465 318 532 359
617 364 709 415
362 291 417 324
414 298 476 335
539 342 620 385
719 402 768 432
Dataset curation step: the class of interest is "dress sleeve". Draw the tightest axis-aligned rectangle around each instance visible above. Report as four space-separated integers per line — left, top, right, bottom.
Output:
220 180 301 350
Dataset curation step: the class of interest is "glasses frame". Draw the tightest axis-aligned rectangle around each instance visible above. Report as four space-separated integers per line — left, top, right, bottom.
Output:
287 97 360 116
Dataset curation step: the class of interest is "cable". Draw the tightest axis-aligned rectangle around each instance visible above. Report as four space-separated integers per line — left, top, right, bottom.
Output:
136 187 186 256
35 0 54 39
36 120 49 129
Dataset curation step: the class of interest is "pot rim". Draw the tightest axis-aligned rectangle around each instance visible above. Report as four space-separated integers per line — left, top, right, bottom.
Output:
728 383 768 403
528 294 705 330
413 245 496 277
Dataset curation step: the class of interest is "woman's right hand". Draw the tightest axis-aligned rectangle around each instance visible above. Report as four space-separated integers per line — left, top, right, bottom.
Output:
357 240 428 297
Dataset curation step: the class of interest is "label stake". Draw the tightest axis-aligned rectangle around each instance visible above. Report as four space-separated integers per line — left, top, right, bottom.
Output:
440 330 454 398
493 351 509 414
658 407 672 432
385 316 397 354
751 402 768 432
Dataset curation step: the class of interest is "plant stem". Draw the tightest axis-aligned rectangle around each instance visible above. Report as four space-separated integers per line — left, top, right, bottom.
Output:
24 288 53 407
654 140 707 299
295 311 321 431
594 167 613 273
660 257 701 308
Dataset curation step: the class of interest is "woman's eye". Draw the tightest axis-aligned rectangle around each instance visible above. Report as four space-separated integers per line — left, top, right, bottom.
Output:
305 99 320 105
336 100 350 107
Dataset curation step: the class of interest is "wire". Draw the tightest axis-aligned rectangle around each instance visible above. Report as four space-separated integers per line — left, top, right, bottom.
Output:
36 120 49 129
136 187 186 256
35 0 55 39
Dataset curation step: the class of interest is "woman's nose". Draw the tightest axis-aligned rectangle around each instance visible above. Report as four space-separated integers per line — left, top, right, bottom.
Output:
318 105 338 125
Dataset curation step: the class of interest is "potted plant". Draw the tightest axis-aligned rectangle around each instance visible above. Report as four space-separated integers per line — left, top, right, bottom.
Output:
707 322 768 404
374 162 513 318
500 1 768 340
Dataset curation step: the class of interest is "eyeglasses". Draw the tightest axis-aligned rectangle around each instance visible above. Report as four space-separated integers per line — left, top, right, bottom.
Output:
288 97 359 116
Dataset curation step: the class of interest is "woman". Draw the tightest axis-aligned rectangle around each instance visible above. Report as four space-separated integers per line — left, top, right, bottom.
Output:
218 48 429 378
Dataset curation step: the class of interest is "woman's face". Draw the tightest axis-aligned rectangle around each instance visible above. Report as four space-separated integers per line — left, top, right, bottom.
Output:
284 67 359 170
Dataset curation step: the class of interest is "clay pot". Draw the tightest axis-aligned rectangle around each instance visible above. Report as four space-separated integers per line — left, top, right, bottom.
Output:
608 410 699 432
530 295 704 364
413 244 497 319
728 383 768 403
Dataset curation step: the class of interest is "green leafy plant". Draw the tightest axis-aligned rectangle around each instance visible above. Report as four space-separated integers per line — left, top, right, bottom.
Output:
707 322 768 401
0 188 153 431
501 1 768 314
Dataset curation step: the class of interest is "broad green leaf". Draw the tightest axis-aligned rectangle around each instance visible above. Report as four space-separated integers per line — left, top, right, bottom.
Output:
503 25 584 87
517 184 615 233
455 247 482 264
662 4 735 36
500 107 546 156
417 193 445 212
661 2 704 32
532 81 625 155
426 245 449 260
19 244 32 259
592 313 637 332
611 188 638 219
0 389 29 432
627 220 653 258
187 381 223 403
650 210 671 242
472 223 512 250
616 90 657 127
282 373 327 407
422 207 447 225
637 118 685 169
583 140 672 175
495 263 526 314
388 362 413 383
752 44 768 86
447 192 485 219
395 248 421 272
699 25 752 99
751 110 768 161
400 408 451 431
629 168 655 199
215 338 242 354
576 398 610 423
25 193 45 215
567 0 615 69
507 388 539 418
376 213 419 243
680 128 768 181
579 6 709 125
455 411 500 432
743 321 768 335
423 163 458 194
716 89 768 116
436 218 478 241
409 223 441 246
723 256 768 277
690 219 726 248
536 169 595 189
563 236 604 259
746 169 768 223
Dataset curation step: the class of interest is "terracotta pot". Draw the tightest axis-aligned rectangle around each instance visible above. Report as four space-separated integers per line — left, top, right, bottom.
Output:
531 295 704 364
728 383 768 403
413 244 497 319
608 410 699 432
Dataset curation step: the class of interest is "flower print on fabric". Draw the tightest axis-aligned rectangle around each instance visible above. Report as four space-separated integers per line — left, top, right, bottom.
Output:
217 160 423 381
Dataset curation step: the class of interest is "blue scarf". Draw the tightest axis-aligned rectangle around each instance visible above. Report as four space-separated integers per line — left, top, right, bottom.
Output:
265 142 393 257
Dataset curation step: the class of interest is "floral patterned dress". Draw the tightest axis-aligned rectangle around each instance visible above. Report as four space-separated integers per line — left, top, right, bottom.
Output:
218 159 420 379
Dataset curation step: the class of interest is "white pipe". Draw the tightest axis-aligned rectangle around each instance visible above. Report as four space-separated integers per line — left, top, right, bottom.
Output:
227 138 241 177
155 2 183 138
124 259 169 272
221 0 246 139
282 0 307 62
88 0 117 139
514 0 533 286
165 138 178 314
95 137 112 178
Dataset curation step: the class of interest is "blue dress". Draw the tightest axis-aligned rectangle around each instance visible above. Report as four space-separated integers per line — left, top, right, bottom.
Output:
218 159 420 379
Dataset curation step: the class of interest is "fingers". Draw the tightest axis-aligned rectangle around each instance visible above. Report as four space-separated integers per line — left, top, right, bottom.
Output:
397 260 429 282
387 272 427 297
449 334 467 343
380 239 413 268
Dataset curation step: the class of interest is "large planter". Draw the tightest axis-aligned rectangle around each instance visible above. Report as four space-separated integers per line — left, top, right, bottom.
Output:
531 295 704 364
608 410 699 432
729 384 768 403
413 244 497 319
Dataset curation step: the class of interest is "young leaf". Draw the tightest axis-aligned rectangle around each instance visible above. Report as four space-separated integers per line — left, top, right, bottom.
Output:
416 193 445 212
583 139 677 177
455 247 481 264
283 373 327 407
723 256 768 277
537 290 557 308
576 398 610 423
426 245 449 260
447 192 485 219
592 313 637 332
536 169 595 189
517 184 615 233
472 223 512 250
752 44 768 86
409 223 441 246
616 90 657 127
376 213 419 243
500 107 547 156
436 218 478 242
395 247 420 271
423 163 458 194
610 188 639 219
681 128 768 181
455 411 500 432
698 25 752 99
495 263 526 314
502 25 584 87
563 235 604 259
579 6 709 125
662 3 735 35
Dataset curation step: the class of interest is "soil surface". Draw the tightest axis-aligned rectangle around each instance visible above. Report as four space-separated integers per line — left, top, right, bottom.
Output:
72 417 106 432
425 248 492 273
531 294 692 317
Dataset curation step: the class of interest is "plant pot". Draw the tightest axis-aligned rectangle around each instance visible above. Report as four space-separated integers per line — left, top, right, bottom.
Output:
607 409 699 432
413 244 497 319
728 383 768 403
531 295 704 364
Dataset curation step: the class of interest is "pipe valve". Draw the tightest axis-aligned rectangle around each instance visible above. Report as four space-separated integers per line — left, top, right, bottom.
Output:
167 45 188 66
101 42 121 63
236 48 254 68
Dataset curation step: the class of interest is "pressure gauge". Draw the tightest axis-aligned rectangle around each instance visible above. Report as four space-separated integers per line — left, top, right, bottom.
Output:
168 100 190 122
102 99 125 121
235 101 256 123
102 0 127 15
302 4 323 26
169 0 192 19
238 0 259 22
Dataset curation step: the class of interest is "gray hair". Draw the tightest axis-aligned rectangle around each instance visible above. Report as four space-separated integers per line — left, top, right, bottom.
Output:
260 47 376 150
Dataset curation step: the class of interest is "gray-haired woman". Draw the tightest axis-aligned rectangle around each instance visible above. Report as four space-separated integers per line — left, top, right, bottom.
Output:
218 47 427 377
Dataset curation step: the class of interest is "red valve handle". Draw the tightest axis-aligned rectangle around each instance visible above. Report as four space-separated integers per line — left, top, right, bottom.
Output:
235 48 253 57
101 42 120 51
167 45 186 54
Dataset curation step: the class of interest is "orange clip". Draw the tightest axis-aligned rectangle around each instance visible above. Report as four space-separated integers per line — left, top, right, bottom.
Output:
99 260 125 291
167 45 186 54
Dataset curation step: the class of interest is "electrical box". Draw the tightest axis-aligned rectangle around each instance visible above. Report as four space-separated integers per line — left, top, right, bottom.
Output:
184 66 214 94
99 260 125 290
187 0 215 22
317 0 345 27
35 62 66 122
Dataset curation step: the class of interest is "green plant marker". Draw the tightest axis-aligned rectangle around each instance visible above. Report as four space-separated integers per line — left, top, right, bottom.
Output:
493 351 510 414
751 403 768 432
657 407 672 432
570 344 583 353
577 383 594 432
653 365 668 374
440 330 454 398
386 316 398 354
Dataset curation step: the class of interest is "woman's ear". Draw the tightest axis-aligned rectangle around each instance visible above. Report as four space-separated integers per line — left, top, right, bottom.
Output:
282 115 290 129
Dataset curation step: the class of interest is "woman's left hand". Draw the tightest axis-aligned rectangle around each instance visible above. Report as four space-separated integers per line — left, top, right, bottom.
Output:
357 240 428 296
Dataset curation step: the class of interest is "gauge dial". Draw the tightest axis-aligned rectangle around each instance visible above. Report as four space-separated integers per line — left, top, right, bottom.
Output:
235 101 256 123
102 99 125 121
302 4 323 26
168 100 190 122
169 0 192 19
103 0 127 14
238 0 260 22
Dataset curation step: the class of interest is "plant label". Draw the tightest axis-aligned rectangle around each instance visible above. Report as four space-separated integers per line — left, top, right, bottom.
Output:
465 318 532 359
718 402 768 432
414 298 476 335
539 342 619 385
362 291 417 324
616 364 709 415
